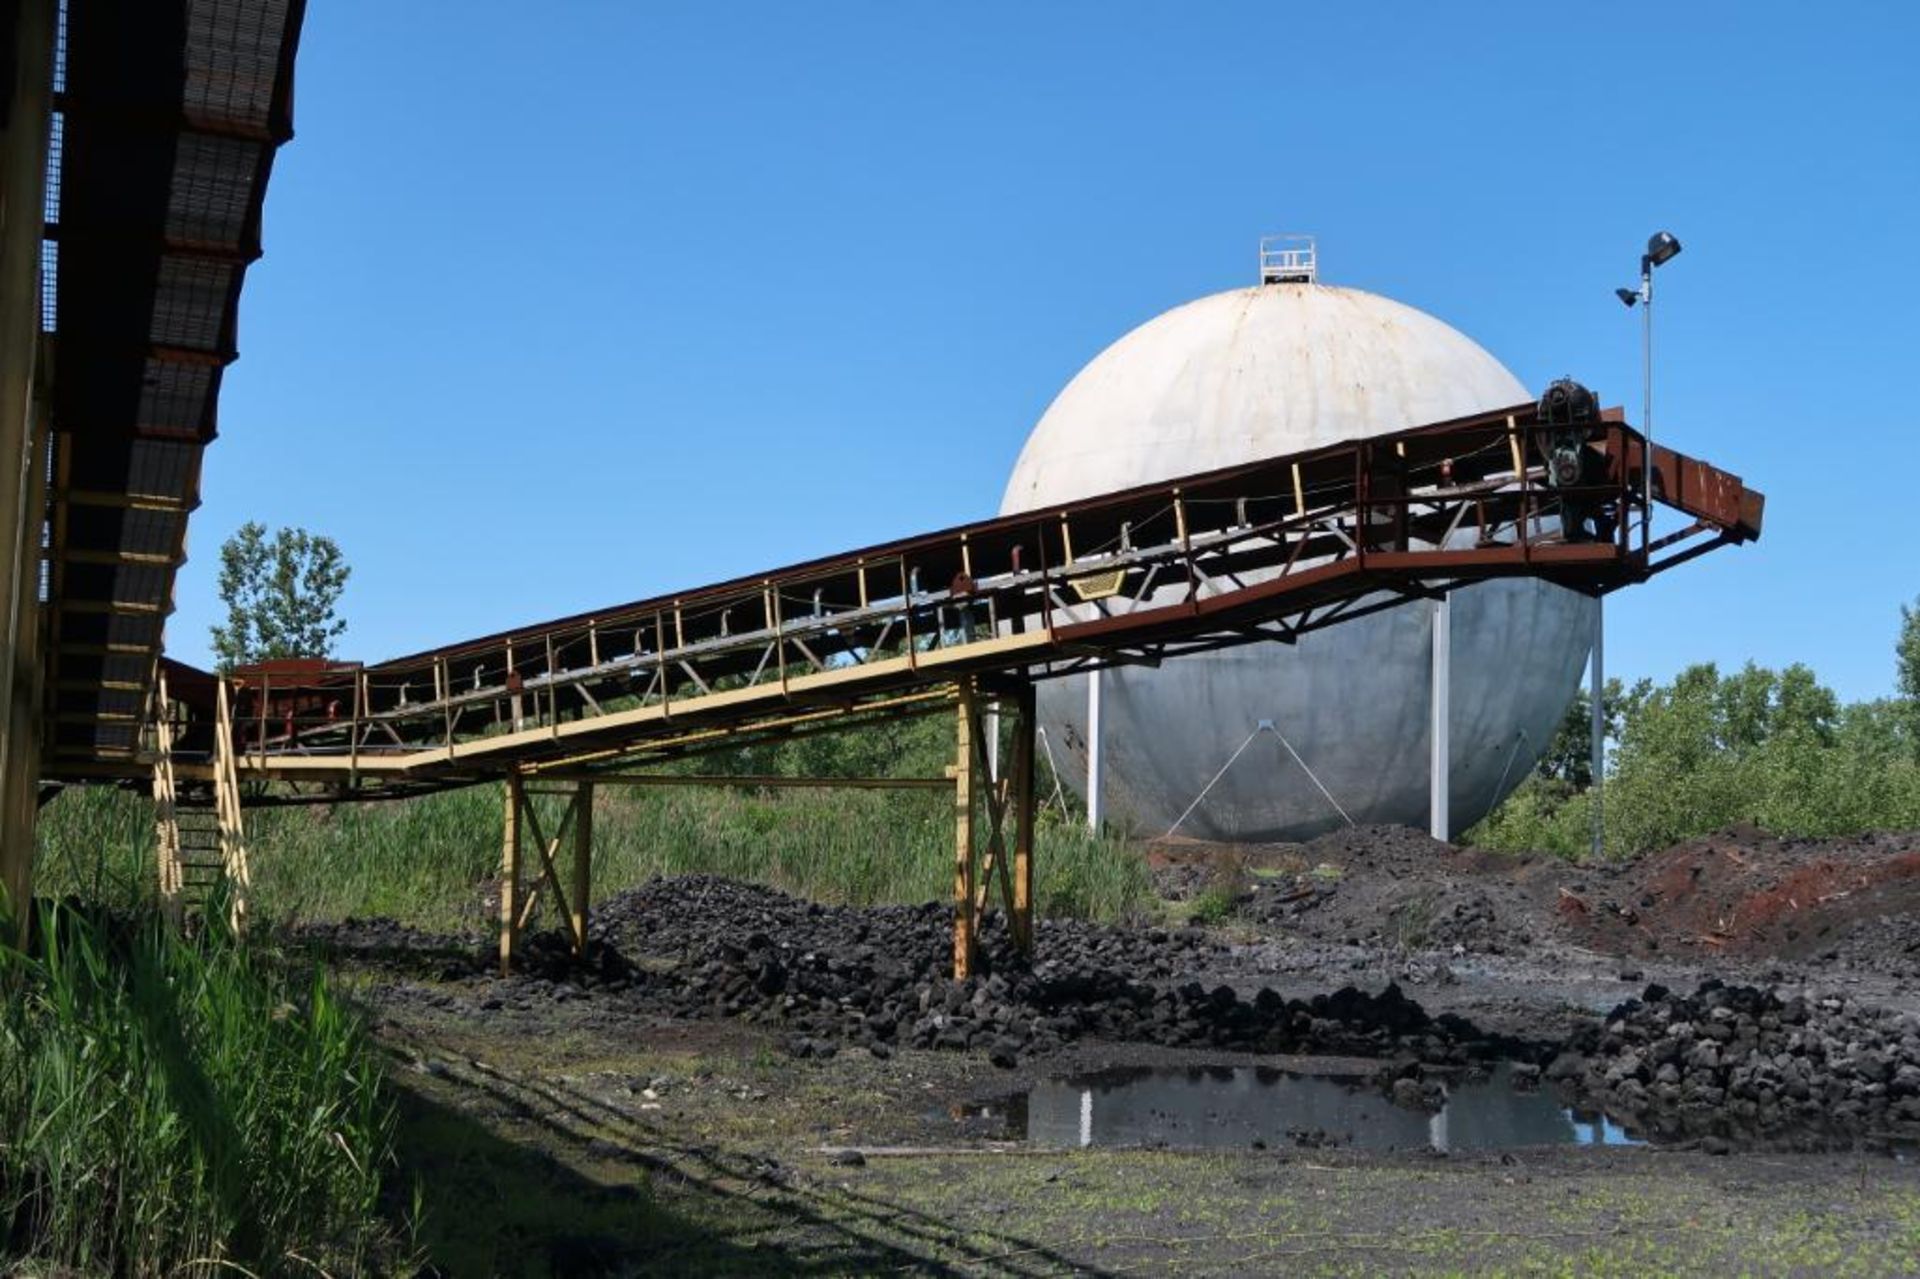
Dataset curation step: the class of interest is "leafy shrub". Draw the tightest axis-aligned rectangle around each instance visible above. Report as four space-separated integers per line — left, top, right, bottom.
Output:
1471 661 1920 858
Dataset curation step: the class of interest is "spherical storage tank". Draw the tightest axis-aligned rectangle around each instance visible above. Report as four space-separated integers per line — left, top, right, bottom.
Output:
1000 247 1594 842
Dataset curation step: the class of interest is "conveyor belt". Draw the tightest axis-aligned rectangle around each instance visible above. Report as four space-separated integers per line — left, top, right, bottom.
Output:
138 401 1760 800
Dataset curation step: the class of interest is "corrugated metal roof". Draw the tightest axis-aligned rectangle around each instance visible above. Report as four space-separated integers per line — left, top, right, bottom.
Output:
41 0 305 776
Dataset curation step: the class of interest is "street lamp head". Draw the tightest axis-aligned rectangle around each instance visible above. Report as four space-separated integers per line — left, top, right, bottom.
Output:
1645 230 1682 267
1615 287 1641 308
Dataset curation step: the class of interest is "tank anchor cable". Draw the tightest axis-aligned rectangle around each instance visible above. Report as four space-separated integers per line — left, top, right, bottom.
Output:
1162 718 1355 839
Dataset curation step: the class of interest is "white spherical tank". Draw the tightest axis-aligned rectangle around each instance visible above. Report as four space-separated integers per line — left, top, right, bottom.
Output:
1001 275 1594 841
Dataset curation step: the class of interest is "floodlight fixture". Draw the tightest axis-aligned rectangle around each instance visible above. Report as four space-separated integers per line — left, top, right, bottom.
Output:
1615 287 1641 308
1645 230 1682 267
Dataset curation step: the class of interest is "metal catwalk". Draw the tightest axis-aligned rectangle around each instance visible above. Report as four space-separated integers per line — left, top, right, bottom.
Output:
138 397 1761 973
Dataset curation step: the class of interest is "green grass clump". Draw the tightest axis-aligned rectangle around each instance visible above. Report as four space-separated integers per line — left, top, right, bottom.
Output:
0 900 399 1275
38 771 1152 937
1185 885 1237 925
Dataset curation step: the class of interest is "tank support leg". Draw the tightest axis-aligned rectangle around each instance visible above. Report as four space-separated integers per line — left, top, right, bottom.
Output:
1429 593 1451 841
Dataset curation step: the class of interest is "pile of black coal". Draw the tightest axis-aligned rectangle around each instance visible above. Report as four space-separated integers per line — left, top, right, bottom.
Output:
1548 979 1920 1143
487 874 1528 1068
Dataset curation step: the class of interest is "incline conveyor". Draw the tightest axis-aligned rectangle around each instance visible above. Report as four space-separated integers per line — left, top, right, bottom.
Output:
140 396 1762 974
186 398 1757 789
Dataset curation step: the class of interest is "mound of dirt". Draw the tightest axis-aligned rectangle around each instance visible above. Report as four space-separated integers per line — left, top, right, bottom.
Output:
1210 824 1573 955
1562 826 1920 971
1168 822 1920 976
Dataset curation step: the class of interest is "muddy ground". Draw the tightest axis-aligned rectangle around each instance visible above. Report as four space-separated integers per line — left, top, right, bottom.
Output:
308 825 1920 1276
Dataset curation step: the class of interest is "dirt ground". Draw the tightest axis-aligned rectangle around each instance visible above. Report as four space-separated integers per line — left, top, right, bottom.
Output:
316 825 1920 1276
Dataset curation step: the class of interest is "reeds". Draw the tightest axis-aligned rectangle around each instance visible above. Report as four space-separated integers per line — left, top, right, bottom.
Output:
0 900 398 1275
37 777 1152 935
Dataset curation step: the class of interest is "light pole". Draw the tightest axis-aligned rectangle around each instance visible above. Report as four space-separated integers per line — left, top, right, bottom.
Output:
1601 230 1681 859
1616 230 1682 551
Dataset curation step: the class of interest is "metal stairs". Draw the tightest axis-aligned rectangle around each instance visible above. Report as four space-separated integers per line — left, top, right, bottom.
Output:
150 671 251 931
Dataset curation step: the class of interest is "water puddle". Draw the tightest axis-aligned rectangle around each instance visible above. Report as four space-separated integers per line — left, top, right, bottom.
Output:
969 1063 1642 1153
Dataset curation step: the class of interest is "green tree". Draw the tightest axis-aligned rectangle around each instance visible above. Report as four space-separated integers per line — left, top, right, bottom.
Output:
1899 597 1920 748
1535 677 1628 789
209 523 350 671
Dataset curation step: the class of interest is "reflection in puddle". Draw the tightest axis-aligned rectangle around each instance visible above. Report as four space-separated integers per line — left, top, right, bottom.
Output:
976 1063 1642 1153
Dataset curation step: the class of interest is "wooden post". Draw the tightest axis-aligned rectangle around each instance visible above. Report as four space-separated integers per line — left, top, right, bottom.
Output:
952 681 976 979
499 771 523 975
570 781 593 957
1012 681 1036 954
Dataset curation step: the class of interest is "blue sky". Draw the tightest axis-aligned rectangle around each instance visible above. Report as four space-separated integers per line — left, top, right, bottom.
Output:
182 1 1919 702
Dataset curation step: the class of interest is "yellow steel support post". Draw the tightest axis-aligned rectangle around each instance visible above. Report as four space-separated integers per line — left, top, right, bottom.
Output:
1011 681 1036 954
952 680 977 979
150 675 184 924
570 781 593 957
499 770 523 975
212 679 252 936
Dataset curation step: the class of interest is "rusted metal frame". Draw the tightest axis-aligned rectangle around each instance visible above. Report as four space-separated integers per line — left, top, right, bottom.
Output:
1612 424 1636 560
1112 586 1431 666
1644 532 1736 578
256 673 269 767
1514 416 1536 563
371 403 1539 670
537 772 955 791
203 414 1751 787
344 531 1202 750
1643 518 1711 557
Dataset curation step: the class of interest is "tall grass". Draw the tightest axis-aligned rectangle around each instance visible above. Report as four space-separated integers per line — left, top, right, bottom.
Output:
39 776 1151 936
0 900 398 1275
